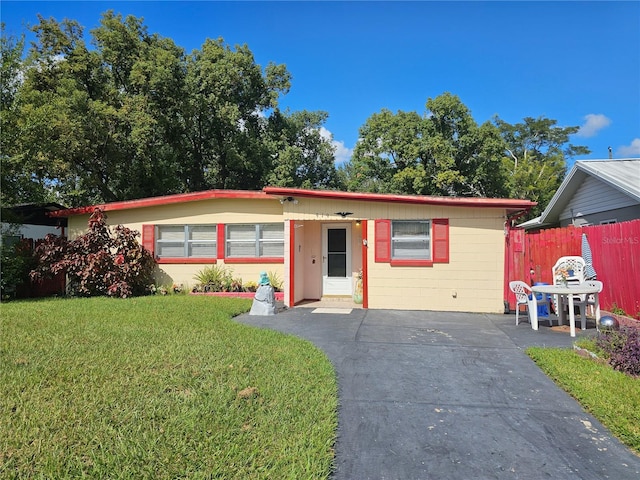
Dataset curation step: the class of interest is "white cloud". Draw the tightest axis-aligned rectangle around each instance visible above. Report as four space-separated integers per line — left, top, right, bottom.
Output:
577 113 612 138
332 140 354 165
319 127 354 165
617 138 640 157
318 127 332 141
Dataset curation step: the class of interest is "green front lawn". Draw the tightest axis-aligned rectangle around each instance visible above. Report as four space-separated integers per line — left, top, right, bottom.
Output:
0 296 337 479
527 346 640 455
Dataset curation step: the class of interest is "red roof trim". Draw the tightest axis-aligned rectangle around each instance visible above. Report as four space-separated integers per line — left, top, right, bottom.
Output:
263 187 536 209
50 187 536 218
49 190 273 217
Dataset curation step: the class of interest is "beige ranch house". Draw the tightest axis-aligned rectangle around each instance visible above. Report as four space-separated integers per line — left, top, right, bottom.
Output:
55 187 534 313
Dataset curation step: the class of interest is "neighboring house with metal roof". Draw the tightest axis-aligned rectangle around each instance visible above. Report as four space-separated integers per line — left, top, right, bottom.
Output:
519 159 640 230
1 203 68 243
50 187 534 313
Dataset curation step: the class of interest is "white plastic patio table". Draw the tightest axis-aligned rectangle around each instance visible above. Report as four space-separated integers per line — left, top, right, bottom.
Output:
531 284 601 337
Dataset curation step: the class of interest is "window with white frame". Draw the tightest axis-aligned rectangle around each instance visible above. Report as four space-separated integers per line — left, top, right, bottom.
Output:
156 225 217 258
391 220 431 260
226 223 284 258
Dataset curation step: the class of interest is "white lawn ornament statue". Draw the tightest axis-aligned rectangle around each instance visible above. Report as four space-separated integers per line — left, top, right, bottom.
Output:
249 272 276 315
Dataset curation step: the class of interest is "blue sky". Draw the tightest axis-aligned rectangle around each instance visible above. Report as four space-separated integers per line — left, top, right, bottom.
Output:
3 1 639 166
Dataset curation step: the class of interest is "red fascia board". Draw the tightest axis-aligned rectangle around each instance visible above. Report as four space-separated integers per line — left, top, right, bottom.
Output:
263 187 536 210
49 190 274 217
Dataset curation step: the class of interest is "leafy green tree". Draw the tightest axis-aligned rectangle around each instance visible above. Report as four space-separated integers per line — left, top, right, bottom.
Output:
1 23 51 206
346 93 508 197
495 116 590 217
421 93 508 197
181 37 291 190
91 11 188 199
266 110 339 189
344 93 589 209
346 109 423 193
9 13 187 205
2 12 337 207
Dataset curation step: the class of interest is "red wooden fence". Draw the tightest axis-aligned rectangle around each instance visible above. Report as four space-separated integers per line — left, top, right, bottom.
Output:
505 219 640 319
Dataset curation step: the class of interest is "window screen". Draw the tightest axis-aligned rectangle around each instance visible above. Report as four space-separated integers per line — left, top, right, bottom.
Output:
156 225 216 258
226 223 284 258
391 220 431 260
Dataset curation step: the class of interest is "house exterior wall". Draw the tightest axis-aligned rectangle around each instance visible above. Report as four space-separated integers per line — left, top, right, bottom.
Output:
67 198 285 289
365 212 506 313
559 205 640 227
283 198 507 313
66 193 511 313
67 215 91 239
560 176 640 226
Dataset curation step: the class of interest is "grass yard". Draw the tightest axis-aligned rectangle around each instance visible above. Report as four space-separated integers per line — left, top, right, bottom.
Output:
527 346 640 455
0 296 338 479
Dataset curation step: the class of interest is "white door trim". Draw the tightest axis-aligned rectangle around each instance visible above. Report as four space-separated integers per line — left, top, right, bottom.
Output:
321 223 352 296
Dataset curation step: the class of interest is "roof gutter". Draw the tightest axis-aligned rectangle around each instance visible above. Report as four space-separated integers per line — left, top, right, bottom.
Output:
263 187 536 210
506 209 530 227
48 189 273 217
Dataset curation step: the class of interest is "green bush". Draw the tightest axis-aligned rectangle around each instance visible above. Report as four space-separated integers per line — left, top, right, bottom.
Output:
0 238 36 300
193 264 236 292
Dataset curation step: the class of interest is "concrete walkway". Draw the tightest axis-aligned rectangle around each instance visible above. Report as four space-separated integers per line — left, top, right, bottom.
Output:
237 308 640 479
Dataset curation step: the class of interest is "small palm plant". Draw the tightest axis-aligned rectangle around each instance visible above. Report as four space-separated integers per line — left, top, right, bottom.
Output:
267 271 284 292
193 265 234 292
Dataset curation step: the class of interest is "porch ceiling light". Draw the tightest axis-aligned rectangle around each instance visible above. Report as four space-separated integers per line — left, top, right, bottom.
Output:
280 196 298 204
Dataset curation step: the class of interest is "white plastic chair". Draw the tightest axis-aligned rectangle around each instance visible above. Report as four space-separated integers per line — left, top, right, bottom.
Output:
551 256 586 316
552 256 586 285
509 281 539 330
573 280 603 330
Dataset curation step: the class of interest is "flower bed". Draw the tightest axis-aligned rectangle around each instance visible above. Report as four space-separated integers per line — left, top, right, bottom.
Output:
602 310 640 330
191 291 284 301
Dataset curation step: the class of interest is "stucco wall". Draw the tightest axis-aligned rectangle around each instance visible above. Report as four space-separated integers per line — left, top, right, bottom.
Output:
67 194 509 313
67 198 285 289
364 209 506 313
282 198 508 313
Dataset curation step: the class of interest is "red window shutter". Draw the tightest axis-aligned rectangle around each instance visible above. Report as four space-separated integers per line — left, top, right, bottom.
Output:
375 219 391 263
432 219 449 263
142 224 155 256
217 223 225 259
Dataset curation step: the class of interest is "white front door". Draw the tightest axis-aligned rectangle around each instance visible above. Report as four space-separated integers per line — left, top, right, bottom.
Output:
322 223 352 296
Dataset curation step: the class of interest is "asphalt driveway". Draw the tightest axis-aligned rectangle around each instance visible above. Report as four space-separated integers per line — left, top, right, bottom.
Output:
236 308 640 479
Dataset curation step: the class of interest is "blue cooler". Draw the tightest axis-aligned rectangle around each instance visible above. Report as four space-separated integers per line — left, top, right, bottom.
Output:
533 282 550 317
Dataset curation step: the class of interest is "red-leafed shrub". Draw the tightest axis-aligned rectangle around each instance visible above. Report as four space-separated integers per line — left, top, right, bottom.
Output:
30 209 156 298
